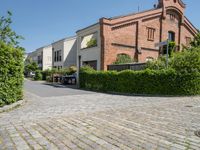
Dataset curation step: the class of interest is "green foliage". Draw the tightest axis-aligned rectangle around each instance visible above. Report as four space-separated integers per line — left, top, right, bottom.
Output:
0 41 24 107
42 66 78 82
0 12 24 107
113 54 133 65
25 61 38 73
34 70 42 81
0 11 23 46
86 39 97 48
163 41 176 56
190 32 200 47
146 56 168 70
146 46 200 74
80 67 200 95
69 66 77 74
170 47 200 73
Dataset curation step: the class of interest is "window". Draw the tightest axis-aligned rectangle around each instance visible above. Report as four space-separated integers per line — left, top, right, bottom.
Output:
147 27 155 41
170 14 175 21
54 50 62 62
54 51 57 62
168 31 175 41
186 37 192 46
58 51 62 61
37 55 42 64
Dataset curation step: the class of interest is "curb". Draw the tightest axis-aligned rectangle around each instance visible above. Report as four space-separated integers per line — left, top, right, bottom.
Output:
0 100 26 113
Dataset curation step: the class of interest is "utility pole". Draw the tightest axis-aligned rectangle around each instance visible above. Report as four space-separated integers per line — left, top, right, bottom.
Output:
138 6 140 12
166 39 169 68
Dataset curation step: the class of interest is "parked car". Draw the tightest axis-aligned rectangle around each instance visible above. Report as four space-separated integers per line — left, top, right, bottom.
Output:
29 72 35 78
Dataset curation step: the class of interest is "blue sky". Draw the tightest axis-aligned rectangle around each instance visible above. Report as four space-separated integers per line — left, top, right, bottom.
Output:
0 0 199 53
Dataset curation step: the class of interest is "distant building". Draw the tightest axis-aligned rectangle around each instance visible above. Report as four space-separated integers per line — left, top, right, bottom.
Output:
52 36 77 69
27 45 52 71
26 36 77 71
77 0 198 70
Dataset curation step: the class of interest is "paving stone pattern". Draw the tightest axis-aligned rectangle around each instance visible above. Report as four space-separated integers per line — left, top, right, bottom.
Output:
0 80 200 150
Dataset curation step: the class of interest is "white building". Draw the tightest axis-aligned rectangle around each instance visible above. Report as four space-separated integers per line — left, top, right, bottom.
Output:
27 45 52 71
52 36 77 69
76 23 101 70
36 45 53 70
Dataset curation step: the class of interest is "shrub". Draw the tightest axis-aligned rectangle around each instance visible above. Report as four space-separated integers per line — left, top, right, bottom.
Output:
25 61 38 74
34 70 42 81
80 67 200 95
163 41 176 56
86 39 97 48
146 56 168 70
46 76 52 82
0 41 24 106
113 54 133 64
170 47 200 73
146 45 200 73
190 32 200 47
69 66 77 75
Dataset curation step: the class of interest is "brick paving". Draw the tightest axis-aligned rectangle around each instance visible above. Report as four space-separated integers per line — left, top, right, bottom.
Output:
0 80 200 150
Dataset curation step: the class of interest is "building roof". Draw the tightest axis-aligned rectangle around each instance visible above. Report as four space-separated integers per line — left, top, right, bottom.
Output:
52 35 76 44
109 8 158 20
76 23 99 33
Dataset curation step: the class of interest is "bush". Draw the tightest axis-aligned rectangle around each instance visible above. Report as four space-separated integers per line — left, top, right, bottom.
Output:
113 54 133 64
146 46 200 73
80 67 200 95
86 39 97 48
0 41 24 107
163 41 176 56
170 47 200 73
69 66 77 75
34 70 42 81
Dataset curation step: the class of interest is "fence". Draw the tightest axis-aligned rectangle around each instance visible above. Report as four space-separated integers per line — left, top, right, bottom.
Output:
107 63 146 71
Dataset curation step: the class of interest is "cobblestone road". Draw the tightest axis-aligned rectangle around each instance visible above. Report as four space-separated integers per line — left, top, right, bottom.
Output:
0 80 200 150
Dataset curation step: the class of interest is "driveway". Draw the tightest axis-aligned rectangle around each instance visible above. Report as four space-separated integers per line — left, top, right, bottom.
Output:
0 80 200 150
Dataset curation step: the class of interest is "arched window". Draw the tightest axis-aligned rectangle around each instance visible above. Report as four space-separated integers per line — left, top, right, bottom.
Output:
168 31 175 41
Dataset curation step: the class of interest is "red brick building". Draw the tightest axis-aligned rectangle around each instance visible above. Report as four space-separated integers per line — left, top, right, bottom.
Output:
77 0 198 70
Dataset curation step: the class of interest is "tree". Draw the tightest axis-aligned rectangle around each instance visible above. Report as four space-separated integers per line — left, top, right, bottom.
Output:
170 46 200 73
25 61 38 73
34 70 42 81
113 54 133 65
0 11 25 106
0 11 23 46
190 32 200 47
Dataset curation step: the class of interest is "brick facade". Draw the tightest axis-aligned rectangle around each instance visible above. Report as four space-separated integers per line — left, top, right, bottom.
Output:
100 0 198 70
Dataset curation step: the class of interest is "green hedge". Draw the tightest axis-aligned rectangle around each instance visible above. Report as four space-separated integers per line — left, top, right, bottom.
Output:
80 68 200 95
0 41 24 107
34 70 42 81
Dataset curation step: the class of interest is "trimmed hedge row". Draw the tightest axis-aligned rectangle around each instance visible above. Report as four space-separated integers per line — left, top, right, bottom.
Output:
80 68 200 95
0 41 24 107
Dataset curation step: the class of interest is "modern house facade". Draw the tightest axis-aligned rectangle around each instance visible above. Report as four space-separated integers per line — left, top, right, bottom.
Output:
35 45 53 71
77 0 198 70
77 24 101 70
27 45 52 71
27 36 77 71
52 36 77 69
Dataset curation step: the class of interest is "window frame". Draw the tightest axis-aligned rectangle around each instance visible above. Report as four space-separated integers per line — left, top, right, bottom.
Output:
147 27 156 41
168 31 175 42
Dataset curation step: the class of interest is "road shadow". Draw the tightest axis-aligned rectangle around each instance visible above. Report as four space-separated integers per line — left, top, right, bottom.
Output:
42 82 78 89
